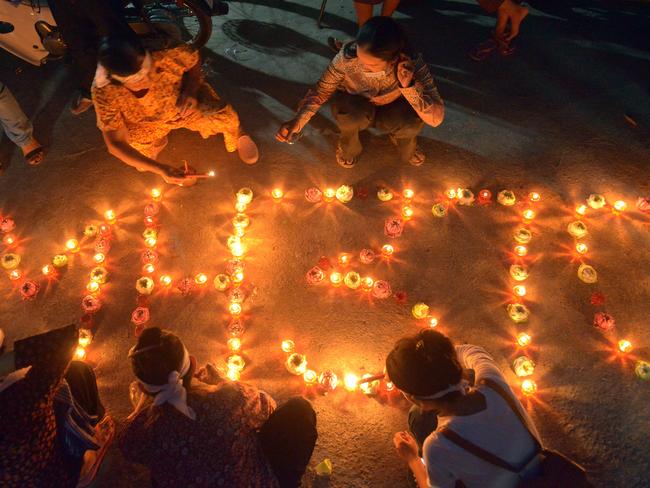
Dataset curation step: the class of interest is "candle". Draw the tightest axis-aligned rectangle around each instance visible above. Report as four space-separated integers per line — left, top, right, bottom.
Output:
9 269 22 280
93 253 106 264
507 303 530 324
318 371 338 392
338 253 351 267
208 170 216 177
516 332 532 348
232 270 244 284
513 285 527 297
514 245 528 257
65 239 80 253
226 368 241 381
86 281 100 294
227 354 246 371
521 379 537 396
271 188 284 201
52 254 68 268
360 374 380 395
104 209 117 224
160 275 173 286
381 244 394 258
522 209 535 222
74 346 87 360
428 317 439 328
509 264 529 281
402 188 414 200
377 188 394 202
344 373 359 392
286 353 308 375
385 381 395 392
213 274 230 291
431 202 448 218
194 273 208 285
344 271 361 290
236 187 254 206
150 188 162 201
303 369 318 385
232 214 250 230
445 188 457 199
401 206 414 220
478 189 492 205
575 204 587 216
1 253 21 270
529 192 541 202
2 234 16 246
228 236 245 257
90 266 108 284
329 271 342 286
78 329 93 348
613 200 627 212
227 337 242 352
143 263 155 274
361 276 374 291
281 340 295 353
229 302 242 316
575 242 588 255
41 264 55 276
144 216 156 227
135 276 155 295
323 188 336 203
618 339 632 353
412 302 430 320
144 237 157 248
335 185 354 203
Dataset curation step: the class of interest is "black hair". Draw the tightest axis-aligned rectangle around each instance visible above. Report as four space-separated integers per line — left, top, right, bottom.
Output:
130 327 188 387
385 329 463 397
353 16 411 62
98 35 146 76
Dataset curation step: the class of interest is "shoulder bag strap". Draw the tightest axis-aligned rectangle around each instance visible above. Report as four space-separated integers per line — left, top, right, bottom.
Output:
439 428 520 472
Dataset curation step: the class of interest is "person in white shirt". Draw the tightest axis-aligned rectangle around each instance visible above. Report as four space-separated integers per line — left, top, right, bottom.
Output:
387 329 540 488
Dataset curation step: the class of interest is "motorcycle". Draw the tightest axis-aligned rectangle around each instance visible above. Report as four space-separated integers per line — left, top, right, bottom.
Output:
0 0 229 66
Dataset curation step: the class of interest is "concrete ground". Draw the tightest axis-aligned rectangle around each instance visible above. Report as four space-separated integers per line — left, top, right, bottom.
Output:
1 0 649 486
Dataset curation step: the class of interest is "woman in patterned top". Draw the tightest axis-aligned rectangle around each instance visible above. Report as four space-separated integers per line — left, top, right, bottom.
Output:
92 35 259 186
120 327 317 488
277 17 444 168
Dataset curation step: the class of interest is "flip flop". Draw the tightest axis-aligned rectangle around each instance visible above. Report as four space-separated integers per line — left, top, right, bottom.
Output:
336 144 357 168
408 147 426 167
469 38 498 62
23 146 44 166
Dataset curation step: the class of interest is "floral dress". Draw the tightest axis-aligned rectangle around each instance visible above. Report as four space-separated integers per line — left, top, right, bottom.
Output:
0 324 79 487
119 380 281 488
91 46 241 158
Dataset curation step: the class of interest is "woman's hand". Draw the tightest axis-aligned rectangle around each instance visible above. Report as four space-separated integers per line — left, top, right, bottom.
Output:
393 431 420 463
161 165 195 186
276 118 302 143
177 92 198 117
396 59 414 88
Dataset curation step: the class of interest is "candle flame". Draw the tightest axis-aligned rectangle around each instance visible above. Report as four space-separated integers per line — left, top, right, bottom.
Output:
516 332 532 347
521 379 537 396
344 373 359 391
618 339 632 353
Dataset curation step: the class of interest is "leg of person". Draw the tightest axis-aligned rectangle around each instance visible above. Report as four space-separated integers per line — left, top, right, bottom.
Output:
408 405 438 456
330 91 374 167
380 0 401 17
354 1 375 26
375 97 425 165
258 397 318 488
0 81 43 165
65 361 105 419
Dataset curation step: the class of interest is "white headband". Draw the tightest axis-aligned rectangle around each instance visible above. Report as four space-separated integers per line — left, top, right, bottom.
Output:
131 345 196 420
413 379 469 401
94 52 152 89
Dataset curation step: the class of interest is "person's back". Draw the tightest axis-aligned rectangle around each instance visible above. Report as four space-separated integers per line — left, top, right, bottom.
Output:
120 373 279 488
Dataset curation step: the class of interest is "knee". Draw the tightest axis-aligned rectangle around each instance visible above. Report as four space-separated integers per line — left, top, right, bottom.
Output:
284 396 316 420
331 100 373 128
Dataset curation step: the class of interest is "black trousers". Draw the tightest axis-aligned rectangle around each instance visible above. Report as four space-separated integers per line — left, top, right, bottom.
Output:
49 0 131 95
65 360 105 420
259 397 318 488
408 405 438 455
330 92 425 162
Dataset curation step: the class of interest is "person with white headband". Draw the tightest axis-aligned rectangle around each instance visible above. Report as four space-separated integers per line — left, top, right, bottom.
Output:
91 35 259 186
120 327 318 488
386 329 541 488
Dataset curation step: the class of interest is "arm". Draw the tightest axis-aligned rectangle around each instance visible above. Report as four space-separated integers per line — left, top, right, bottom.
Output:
409 457 430 488
398 54 444 127
177 57 202 116
236 382 277 429
454 344 505 385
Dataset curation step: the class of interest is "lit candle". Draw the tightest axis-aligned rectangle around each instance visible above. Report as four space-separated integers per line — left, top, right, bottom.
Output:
104 209 117 224
522 209 535 222
208 170 216 177
194 273 208 285
323 188 336 202
381 244 394 258
144 236 157 248
361 276 374 291
227 236 245 257
303 369 318 385
618 339 632 353
402 188 415 200
160 275 173 286
281 340 296 353
445 188 457 199
236 187 254 206
232 270 244 284
41 264 55 276
338 253 351 267
478 189 492 205
377 188 394 202
65 239 80 253
575 204 587 216
385 381 395 392
344 271 361 290
513 285 527 297
575 242 588 255
286 353 308 375
229 302 242 316
529 192 541 202
514 245 528 257
2 234 16 246
78 329 93 348
513 356 535 377
613 200 627 212
521 379 537 396
516 332 532 348
401 206 414 220
227 354 246 371
329 271 342 286
235 201 247 213
144 216 156 227
226 368 241 381
344 373 359 392
214 274 230 291
9 269 22 280
150 188 162 202
227 337 242 352
429 317 439 328
143 263 155 274
412 302 430 319
93 253 105 264
271 188 284 201
86 281 100 294
74 346 87 360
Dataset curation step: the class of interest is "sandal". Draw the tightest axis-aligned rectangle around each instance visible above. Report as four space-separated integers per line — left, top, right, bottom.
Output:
237 135 259 165
70 93 93 116
469 38 498 62
336 144 357 168
76 415 115 488
408 146 426 167
23 146 44 166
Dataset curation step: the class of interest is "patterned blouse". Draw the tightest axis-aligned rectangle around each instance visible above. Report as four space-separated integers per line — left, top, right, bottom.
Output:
119 380 280 488
0 324 79 487
295 43 443 128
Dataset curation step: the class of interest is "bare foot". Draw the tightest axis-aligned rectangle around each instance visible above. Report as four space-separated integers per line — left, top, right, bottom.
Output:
237 135 259 165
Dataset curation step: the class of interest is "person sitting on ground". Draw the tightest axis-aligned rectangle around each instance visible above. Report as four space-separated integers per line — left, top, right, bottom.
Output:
277 17 443 168
92 35 259 186
469 0 529 61
387 329 541 488
0 81 44 168
0 324 114 488
120 327 318 488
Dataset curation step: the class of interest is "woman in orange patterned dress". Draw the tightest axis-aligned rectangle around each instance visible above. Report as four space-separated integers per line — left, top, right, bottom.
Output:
92 36 258 186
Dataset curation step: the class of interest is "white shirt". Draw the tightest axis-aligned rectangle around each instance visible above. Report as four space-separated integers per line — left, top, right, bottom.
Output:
423 345 539 488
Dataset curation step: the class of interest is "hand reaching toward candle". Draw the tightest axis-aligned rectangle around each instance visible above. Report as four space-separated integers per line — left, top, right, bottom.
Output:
196 363 224 385
161 166 196 186
393 431 419 463
276 118 302 144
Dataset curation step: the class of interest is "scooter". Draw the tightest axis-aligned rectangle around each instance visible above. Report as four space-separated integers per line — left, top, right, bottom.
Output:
0 0 228 66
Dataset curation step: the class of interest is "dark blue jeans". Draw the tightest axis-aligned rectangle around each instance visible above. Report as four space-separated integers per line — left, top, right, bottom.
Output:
408 405 439 456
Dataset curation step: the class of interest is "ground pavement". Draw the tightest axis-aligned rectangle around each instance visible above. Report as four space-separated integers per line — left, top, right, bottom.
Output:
0 0 649 486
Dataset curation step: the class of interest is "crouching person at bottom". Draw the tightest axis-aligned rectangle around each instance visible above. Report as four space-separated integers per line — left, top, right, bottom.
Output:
120 327 318 487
